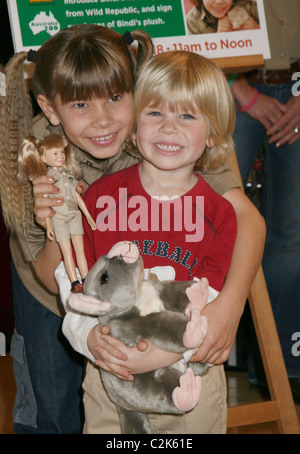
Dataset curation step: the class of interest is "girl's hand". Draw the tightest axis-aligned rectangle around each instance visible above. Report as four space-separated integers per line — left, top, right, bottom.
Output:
87 324 133 381
96 335 182 378
217 16 233 33
32 175 63 228
89 325 182 380
190 298 240 365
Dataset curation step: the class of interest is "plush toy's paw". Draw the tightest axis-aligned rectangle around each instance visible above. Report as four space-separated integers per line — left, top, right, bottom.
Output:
106 241 140 263
183 309 208 349
185 278 209 316
172 368 202 412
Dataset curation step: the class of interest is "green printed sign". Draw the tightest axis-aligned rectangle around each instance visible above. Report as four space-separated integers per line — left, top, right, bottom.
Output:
7 0 270 60
8 0 185 50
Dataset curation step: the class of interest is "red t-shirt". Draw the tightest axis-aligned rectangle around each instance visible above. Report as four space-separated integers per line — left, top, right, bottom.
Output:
83 164 237 291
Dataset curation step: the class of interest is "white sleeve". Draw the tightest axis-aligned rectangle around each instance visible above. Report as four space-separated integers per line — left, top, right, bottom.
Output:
207 285 219 304
55 262 98 363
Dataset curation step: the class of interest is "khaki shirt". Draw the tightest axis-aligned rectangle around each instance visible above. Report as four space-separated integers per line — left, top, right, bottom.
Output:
47 168 78 213
10 114 240 317
262 0 300 70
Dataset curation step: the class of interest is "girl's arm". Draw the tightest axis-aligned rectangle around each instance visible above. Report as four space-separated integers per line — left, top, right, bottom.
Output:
192 150 265 364
191 188 265 364
32 235 62 293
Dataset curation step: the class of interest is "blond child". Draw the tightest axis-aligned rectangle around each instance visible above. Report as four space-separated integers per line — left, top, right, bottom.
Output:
59 51 237 433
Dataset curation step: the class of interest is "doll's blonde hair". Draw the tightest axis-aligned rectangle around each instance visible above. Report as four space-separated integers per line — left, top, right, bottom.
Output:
18 134 82 184
0 24 153 234
133 51 235 172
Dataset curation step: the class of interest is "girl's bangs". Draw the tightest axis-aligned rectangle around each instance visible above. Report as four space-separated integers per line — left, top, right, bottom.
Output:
136 75 205 116
56 49 133 103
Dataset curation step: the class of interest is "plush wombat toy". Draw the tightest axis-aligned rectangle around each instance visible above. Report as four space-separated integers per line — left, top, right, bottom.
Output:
69 241 209 434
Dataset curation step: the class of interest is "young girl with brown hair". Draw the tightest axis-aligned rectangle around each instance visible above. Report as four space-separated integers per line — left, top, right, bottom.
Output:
0 24 153 433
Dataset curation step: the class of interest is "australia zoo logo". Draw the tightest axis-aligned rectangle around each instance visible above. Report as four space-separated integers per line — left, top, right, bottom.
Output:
29 11 60 37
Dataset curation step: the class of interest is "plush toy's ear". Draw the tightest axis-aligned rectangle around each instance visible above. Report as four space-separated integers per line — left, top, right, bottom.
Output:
68 293 111 316
106 241 140 264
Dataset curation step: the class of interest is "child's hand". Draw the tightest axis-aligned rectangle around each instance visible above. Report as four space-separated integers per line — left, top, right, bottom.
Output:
217 16 233 33
32 175 63 229
87 324 134 381
93 331 182 379
190 298 239 365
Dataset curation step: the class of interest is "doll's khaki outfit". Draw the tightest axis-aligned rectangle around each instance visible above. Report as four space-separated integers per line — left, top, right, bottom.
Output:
47 168 83 243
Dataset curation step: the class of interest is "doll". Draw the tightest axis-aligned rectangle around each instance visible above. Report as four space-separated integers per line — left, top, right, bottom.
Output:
18 134 96 293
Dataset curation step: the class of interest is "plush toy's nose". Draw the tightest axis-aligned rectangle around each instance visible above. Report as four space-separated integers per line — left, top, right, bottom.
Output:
106 241 140 263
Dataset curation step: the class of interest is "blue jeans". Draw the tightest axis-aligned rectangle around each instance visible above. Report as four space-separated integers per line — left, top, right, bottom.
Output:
10 261 84 433
233 81 300 379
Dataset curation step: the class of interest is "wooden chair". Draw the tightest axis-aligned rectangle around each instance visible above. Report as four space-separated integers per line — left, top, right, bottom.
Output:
225 151 299 434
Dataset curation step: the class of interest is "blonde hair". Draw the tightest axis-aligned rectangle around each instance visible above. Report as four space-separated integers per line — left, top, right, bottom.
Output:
0 25 153 234
134 51 235 172
18 134 82 184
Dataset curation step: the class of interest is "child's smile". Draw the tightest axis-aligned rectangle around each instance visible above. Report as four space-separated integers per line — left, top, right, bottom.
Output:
155 142 183 155
203 0 233 19
136 103 213 174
